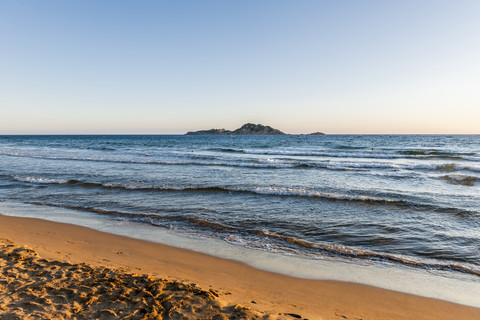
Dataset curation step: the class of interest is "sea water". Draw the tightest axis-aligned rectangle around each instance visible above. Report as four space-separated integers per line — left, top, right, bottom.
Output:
0 135 479 305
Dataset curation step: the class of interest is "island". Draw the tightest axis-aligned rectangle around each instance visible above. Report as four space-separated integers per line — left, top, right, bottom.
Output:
186 123 285 135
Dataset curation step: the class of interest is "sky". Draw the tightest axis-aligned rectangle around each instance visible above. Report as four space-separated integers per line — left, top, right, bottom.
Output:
0 0 479 134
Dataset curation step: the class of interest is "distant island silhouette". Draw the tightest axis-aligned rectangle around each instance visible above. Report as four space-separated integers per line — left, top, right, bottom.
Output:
186 123 325 135
186 123 285 135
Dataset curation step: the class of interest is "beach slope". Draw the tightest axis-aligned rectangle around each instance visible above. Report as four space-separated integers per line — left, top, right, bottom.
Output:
1 214 479 320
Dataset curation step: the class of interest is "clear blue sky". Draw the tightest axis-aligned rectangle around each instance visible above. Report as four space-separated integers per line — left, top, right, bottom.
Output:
1 0 479 134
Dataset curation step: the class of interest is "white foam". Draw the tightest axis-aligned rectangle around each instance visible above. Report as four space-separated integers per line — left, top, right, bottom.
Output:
242 186 401 203
13 176 68 184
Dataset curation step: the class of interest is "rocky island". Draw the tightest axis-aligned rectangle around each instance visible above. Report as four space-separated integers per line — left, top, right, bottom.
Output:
186 123 285 135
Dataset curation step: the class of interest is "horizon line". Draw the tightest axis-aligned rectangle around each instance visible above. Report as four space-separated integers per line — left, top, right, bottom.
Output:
1 133 479 136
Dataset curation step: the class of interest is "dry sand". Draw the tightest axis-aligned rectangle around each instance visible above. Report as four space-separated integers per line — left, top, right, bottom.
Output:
0 238 265 319
0 214 479 320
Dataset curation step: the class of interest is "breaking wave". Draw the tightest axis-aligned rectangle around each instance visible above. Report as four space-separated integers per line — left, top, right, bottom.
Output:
23 201 480 279
211 147 480 162
3 153 480 175
13 176 69 184
15 176 477 217
255 230 480 277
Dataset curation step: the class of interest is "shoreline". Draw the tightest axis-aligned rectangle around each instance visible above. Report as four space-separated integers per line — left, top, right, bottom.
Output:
1 214 479 319
1 201 479 308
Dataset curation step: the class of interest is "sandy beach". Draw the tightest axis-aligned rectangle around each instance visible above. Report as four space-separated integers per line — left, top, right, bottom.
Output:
0 214 478 319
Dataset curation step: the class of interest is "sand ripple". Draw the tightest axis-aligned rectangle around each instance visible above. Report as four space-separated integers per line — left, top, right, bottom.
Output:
0 238 277 320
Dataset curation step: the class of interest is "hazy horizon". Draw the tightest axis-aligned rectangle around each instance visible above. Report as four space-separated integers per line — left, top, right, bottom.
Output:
1 1 479 135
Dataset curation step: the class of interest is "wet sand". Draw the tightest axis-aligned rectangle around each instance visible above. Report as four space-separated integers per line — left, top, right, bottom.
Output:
1 214 479 320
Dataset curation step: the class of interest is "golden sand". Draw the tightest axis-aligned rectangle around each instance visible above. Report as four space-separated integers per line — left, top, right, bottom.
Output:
0 238 269 319
1 214 479 320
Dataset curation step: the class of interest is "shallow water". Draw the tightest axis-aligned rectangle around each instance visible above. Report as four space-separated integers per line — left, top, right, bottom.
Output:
0 134 479 285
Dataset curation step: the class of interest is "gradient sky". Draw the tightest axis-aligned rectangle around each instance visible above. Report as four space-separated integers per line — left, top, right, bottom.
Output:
1 0 479 134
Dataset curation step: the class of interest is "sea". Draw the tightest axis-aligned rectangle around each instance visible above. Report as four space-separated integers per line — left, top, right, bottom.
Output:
1 134 479 306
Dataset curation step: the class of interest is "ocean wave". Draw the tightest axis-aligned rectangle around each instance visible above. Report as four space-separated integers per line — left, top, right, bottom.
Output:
13 176 69 184
255 230 480 277
29 201 239 233
246 186 406 205
333 145 367 150
28 201 480 278
15 176 477 217
211 147 480 162
412 163 480 173
0 152 394 172
441 175 478 186
0 149 403 171
216 147 407 159
0 150 288 169
397 150 468 158
3 148 480 174
291 161 480 173
93 147 116 151
435 163 457 172
16 176 404 203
